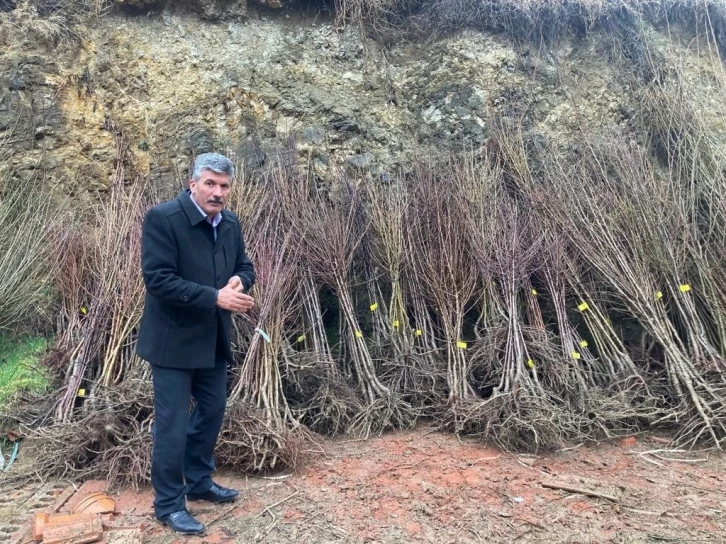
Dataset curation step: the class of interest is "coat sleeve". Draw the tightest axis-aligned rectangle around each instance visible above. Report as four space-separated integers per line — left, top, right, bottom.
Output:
234 221 255 293
141 207 218 310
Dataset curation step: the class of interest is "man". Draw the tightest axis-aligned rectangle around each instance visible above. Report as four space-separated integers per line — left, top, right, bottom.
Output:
137 152 255 535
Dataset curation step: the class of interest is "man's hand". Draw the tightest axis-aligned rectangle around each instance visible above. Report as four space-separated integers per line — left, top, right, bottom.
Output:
227 276 244 293
216 284 254 313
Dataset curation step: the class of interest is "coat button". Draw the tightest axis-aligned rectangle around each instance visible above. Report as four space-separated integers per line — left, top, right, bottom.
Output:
182 295 189 301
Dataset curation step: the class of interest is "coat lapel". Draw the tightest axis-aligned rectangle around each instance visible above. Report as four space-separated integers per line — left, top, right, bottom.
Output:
217 211 233 243
178 190 207 226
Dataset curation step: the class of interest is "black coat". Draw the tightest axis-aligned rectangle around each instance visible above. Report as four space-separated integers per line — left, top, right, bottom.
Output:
136 190 255 369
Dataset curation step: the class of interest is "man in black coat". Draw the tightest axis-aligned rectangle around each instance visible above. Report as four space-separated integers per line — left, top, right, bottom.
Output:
137 152 255 535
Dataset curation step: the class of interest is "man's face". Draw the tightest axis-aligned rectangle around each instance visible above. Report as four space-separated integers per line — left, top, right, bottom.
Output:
190 170 231 217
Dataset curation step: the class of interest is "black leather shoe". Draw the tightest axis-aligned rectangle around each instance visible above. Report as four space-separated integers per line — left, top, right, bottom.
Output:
158 509 205 535
187 483 239 503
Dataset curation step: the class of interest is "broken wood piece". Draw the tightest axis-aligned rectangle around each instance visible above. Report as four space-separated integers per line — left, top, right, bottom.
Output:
542 475 622 503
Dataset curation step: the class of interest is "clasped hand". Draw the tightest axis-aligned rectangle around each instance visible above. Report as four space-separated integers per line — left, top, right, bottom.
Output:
216 276 254 313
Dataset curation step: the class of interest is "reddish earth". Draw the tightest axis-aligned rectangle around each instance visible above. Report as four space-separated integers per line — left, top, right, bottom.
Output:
3 427 726 543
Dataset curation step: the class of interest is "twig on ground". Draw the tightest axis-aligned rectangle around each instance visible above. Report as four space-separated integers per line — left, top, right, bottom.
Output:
541 480 620 502
256 489 300 520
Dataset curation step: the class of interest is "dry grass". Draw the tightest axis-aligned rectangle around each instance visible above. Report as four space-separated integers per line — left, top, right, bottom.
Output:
0 175 64 334
2 0 111 44
332 0 726 51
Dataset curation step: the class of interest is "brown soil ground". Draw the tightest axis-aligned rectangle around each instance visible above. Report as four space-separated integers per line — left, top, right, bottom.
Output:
3 427 726 543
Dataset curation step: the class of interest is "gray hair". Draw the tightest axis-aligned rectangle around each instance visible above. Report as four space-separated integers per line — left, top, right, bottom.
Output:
192 153 235 181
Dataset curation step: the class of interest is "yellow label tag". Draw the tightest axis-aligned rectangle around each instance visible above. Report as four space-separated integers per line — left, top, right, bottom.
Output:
80 306 88 315
531 289 538 296
415 329 423 337
393 320 400 328
572 351 581 359
456 341 467 349
297 335 305 343
579 340 588 348
78 388 86 397
370 303 378 312
355 330 363 338
527 359 535 369
680 284 691 293
655 291 663 300
578 302 589 312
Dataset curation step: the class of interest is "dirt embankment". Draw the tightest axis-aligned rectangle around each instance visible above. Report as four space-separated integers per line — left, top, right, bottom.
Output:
4 2 714 198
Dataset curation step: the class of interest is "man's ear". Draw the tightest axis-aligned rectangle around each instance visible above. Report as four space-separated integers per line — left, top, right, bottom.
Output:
189 179 197 194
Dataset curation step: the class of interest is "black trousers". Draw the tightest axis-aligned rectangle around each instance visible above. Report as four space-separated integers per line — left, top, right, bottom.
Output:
150 358 227 518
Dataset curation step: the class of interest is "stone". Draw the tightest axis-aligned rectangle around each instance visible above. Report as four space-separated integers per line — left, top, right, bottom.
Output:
8 75 24 90
342 71 363 83
422 105 443 124
455 106 472 120
346 153 373 169
330 117 360 133
188 129 215 154
312 157 328 175
302 126 325 145
34 126 54 138
276 116 299 136
236 140 266 169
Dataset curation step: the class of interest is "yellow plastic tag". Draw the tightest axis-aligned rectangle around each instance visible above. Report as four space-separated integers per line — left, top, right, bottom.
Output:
370 303 378 312
355 331 363 338
578 302 589 312
297 335 305 343
655 291 663 300
78 388 86 397
579 340 588 348
393 320 400 328
415 329 423 337
531 289 538 296
456 341 467 349
572 351 581 359
680 284 691 293
527 359 535 369
80 306 88 315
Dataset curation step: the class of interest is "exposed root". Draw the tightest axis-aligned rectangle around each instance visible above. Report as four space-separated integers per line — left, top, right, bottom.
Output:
216 402 314 474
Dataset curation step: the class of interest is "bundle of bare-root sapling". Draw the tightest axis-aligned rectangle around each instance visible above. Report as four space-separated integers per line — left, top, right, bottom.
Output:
221 182 310 473
283 265 363 436
54 129 151 422
468 196 575 450
406 161 481 424
545 140 726 447
269 168 363 436
365 178 444 412
290 172 413 437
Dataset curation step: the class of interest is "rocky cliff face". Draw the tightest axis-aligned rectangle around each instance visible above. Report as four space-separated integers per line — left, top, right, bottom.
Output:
0 1 724 199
